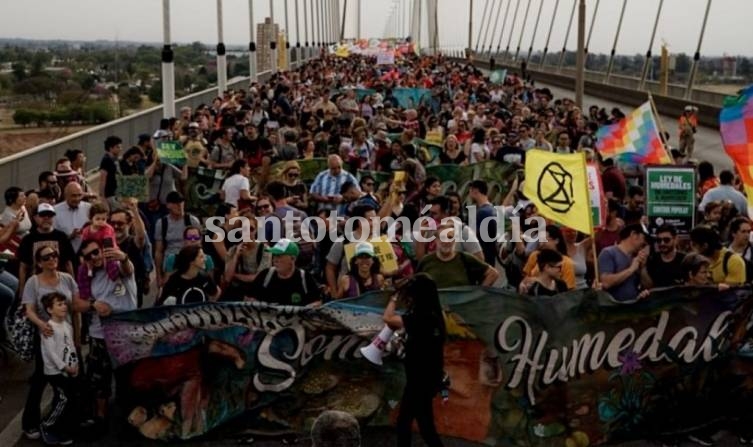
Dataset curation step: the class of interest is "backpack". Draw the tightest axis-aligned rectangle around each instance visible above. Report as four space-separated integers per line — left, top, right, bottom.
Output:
161 213 196 243
723 248 753 284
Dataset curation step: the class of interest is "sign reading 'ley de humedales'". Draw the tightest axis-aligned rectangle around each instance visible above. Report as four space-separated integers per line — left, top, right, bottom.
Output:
646 166 696 235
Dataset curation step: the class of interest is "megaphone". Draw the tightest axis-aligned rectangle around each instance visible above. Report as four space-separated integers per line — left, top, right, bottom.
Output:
360 326 394 366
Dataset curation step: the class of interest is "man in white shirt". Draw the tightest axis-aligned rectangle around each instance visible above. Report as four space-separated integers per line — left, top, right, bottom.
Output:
53 182 91 253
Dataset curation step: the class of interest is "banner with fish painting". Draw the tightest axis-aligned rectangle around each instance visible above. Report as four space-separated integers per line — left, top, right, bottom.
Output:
103 286 753 444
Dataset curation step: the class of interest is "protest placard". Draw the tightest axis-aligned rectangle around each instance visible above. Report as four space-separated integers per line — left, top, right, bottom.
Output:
157 141 186 167
646 166 696 235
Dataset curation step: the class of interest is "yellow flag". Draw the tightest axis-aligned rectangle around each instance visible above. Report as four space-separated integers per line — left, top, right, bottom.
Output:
523 150 593 235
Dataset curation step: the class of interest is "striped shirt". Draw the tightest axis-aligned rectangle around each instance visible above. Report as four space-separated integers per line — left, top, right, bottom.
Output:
310 169 360 211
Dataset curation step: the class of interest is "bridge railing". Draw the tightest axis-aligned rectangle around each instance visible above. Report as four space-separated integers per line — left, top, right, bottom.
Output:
0 49 316 193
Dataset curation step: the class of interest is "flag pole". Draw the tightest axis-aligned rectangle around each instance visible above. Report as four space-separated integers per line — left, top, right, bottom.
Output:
648 92 674 163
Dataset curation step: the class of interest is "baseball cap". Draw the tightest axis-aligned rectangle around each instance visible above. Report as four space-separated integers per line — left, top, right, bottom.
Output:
188 122 200 129
266 239 300 257
354 242 376 258
36 203 56 216
165 191 185 204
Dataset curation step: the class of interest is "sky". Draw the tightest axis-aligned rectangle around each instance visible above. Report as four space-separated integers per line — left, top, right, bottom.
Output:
0 0 751 57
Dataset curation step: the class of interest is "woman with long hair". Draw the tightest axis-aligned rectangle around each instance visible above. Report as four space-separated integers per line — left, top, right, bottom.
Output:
407 177 442 213
221 159 252 208
383 273 446 447
21 246 80 440
337 242 384 299
278 160 308 211
466 127 489 163
158 245 220 306
439 135 466 165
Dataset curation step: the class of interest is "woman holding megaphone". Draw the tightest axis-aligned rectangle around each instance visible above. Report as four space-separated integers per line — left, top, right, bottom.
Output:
382 273 446 447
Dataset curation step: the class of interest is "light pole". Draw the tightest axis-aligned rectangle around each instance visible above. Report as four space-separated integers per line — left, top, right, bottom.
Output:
248 0 257 81
161 0 175 118
216 0 228 94
575 0 585 108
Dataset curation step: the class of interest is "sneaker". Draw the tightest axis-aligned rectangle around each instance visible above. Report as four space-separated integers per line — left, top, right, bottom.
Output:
688 434 714 446
23 429 41 440
41 428 72 445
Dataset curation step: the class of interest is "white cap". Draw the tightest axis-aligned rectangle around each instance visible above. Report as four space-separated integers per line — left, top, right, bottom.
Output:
354 242 376 258
36 203 56 216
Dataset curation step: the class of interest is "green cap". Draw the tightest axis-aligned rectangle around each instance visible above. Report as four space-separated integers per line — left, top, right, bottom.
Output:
266 239 300 257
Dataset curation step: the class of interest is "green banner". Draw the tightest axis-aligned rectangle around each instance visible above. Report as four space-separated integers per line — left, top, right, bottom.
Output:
103 286 753 444
645 166 696 235
157 141 187 167
427 160 516 204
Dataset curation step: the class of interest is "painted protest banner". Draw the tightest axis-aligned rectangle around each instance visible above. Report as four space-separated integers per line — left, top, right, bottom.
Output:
646 166 696 235
104 286 753 444
587 164 607 229
157 141 187 167
117 175 149 202
427 160 517 204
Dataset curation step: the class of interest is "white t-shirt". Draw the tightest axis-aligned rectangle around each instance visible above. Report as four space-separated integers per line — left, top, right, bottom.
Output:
41 319 78 376
222 174 251 207
469 143 489 163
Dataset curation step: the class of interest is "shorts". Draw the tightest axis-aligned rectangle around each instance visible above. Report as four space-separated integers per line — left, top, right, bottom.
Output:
86 337 112 399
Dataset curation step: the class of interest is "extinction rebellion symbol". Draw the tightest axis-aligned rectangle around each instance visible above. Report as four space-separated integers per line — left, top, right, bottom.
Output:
537 162 575 213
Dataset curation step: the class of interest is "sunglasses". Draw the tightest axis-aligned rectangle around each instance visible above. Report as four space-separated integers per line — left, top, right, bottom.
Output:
657 237 673 244
364 182 374 187
287 172 300 178
40 252 59 262
185 235 202 242
83 249 100 261
257 204 271 210
109 220 127 227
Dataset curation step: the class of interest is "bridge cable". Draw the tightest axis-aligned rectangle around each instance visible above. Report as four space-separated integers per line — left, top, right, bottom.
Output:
685 0 712 100
584 0 600 69
638 0 664 91
503 0 522 60
557 0 577 73
605 0 627 83
474 0 492 53
526 0 546 65
539 0 561 69
494 0 513 56
513 0 533 61
484 0 504 57
480 0 500 56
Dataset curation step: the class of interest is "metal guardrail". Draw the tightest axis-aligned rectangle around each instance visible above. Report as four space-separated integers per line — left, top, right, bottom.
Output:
0 48 318 194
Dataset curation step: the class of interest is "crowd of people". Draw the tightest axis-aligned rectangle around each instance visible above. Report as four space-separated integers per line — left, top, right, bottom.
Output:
0 50 746 446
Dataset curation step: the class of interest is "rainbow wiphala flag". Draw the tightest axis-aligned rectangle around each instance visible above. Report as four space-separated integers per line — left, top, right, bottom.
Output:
595 101 671 165
720 85 753 209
